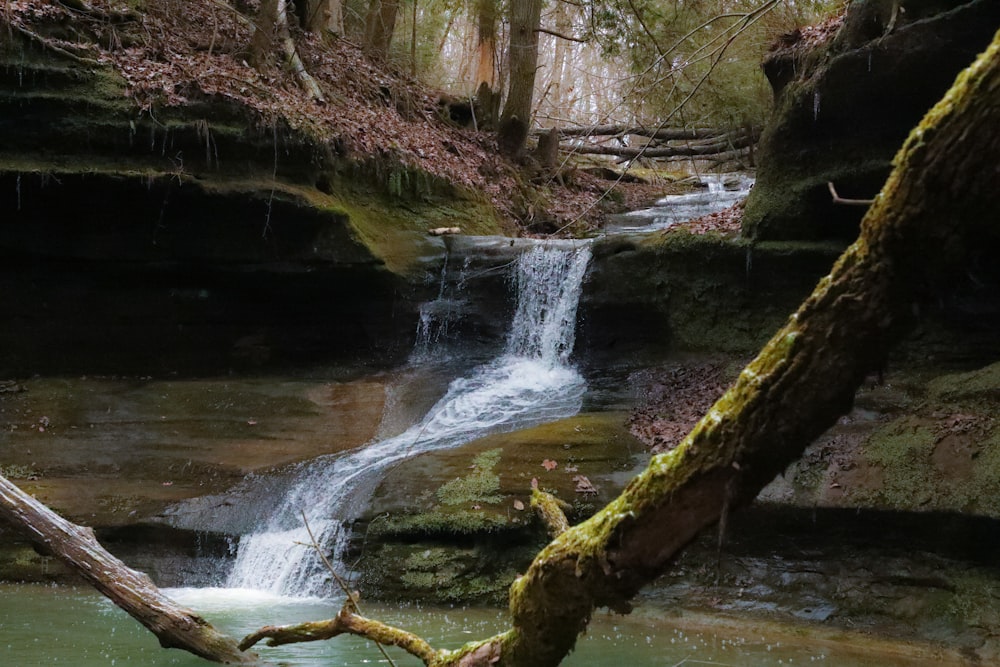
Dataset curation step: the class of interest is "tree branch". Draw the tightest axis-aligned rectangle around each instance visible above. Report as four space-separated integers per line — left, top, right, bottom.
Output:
570 136 752 158
533 124 754 140
240 597 439 662
9 23 101 66
0 476 255 664
531 487 571 538
534 26 586 43
828 181 876 206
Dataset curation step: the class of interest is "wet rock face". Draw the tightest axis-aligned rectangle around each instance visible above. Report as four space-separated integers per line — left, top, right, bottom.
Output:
578 234 843 365
764 359 1000 518
0 44 428 375
743 0 1000 242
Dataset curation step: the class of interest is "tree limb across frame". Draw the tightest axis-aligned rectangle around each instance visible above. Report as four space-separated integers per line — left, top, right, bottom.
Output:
0 476 256 664
240 26 1000 667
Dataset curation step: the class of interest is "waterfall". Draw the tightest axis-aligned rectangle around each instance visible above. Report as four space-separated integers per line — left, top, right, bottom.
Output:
226 243 592 597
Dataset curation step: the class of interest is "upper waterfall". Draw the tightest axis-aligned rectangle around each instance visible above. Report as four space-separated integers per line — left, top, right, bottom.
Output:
226 242 592 597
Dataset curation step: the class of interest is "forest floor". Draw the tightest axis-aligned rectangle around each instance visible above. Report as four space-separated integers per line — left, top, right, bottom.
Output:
5 0 746 236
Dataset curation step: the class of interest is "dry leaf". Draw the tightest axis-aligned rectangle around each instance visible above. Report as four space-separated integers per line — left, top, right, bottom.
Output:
572 475 598 495
513 499 525 511
541 459 558 471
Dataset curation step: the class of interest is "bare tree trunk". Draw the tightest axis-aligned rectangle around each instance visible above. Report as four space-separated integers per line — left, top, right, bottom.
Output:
250 0 279 69
302 0 324 32
364 0 399 58
498 0 542 158
277 0 326 101
243 26 1000 667
546 0 571 118
303 0 343 35
474 0 500 129
0 476 255 664
327 0 344 35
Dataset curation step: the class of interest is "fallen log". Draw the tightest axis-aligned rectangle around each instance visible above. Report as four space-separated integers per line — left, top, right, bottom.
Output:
0 475 255 664
570 137 752 159
531 124 760 141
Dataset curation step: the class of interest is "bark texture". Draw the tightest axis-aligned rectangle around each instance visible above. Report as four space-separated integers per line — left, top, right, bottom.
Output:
250 0 280 68
498 0 542 158
474 0 500 128
0 476 255 664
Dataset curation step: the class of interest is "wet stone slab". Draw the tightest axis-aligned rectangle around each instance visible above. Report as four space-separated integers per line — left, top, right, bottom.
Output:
0 375 388 529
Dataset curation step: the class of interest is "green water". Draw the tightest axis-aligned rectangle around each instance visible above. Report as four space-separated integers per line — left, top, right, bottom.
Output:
0 584 947 666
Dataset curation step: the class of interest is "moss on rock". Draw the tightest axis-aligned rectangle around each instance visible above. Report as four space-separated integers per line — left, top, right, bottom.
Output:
743 0 1000 241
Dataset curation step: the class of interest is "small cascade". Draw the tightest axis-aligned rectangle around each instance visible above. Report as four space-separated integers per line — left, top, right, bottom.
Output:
226 243 592 597
608 172 755 233
412 252 472 359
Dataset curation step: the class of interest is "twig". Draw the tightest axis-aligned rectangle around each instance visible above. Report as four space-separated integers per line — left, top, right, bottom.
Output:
534 26 587 43
298 511 398 667
828 181 875 206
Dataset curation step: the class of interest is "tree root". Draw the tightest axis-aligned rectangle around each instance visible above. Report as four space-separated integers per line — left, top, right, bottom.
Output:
276 0 325 103
8 23 101 66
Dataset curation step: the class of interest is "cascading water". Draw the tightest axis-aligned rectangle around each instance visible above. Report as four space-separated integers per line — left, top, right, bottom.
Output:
608 173 755 233
226 243 592 597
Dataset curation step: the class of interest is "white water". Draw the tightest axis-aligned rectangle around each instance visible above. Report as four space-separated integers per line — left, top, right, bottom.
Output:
611 172 755 232
227 243 592 596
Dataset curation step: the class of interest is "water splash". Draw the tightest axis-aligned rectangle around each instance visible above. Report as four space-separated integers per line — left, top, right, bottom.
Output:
226 243 592 596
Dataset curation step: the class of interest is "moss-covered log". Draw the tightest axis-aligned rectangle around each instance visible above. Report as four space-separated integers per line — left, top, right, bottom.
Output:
0 475 255 664
242 28 1000 667
494 28 1000 666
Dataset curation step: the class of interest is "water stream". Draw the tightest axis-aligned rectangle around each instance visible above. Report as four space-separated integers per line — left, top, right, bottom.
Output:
227 243 592 596
608 172 755 233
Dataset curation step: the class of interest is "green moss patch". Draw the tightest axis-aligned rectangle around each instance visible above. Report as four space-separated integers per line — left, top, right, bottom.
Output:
437 448 503 506
927 361 1000 404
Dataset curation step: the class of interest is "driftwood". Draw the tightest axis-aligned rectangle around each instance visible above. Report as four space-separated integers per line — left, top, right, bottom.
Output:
0 476 255 664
